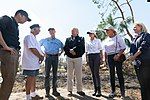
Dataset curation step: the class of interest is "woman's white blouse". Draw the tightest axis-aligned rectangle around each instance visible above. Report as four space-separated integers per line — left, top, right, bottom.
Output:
86 38 103 54
104 35 126 55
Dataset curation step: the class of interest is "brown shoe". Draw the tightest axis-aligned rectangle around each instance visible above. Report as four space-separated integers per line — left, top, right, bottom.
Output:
31 95 43 100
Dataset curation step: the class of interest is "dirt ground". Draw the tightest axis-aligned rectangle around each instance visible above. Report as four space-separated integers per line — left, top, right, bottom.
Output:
9 64 141 100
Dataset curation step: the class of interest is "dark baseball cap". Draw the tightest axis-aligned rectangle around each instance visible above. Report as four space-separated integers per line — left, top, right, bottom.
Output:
48 28 55 31
15 9 31 21
30 24 40 29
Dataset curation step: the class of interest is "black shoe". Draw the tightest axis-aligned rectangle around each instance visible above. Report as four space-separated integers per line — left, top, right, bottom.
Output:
31 95 43 100
52 91 60 97
96 92 101 97
77 91 85 96
45 94 50 98
95 86 101 97
68 91 72 96
92 92 97 96
92 88 97 96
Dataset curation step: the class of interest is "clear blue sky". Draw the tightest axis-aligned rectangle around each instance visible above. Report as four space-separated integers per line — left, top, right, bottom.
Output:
0 0 149 45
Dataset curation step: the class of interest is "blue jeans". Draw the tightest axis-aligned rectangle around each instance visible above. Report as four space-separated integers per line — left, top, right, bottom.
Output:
44 54 58 94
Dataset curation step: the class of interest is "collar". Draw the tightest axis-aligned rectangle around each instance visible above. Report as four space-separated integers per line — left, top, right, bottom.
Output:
90 37 96 41
11 16 18 27
139 32 145 35
47 37 56 41
71 35 79 39
30 33 36 38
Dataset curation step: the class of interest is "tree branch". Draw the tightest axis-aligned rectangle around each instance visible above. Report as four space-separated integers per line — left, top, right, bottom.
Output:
126 0 135 23
111 0 133 40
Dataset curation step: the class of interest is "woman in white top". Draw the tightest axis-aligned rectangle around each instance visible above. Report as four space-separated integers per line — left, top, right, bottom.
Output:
104 26 126 98
86 30 103 97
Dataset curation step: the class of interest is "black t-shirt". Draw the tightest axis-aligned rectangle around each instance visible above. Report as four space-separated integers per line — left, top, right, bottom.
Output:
0 15 20 50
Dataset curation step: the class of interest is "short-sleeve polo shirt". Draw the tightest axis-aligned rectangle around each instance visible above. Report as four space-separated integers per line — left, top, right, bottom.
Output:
0 15 20 50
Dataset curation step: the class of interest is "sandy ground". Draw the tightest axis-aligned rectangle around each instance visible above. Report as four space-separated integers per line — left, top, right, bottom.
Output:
2 64 141 100
10 87 127 100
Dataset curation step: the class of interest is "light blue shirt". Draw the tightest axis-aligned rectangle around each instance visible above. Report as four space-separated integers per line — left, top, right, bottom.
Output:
39 37 63 54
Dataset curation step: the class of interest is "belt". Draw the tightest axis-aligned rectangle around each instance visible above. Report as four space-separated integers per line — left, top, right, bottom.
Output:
88 53 100 55
47 54 58 56
107 52 117 55
9 46 20 51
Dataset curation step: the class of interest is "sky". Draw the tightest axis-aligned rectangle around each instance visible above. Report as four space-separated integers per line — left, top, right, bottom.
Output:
0 0 149 50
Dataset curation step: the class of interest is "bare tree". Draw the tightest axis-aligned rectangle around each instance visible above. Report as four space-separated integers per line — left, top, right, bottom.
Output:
93 0 135 40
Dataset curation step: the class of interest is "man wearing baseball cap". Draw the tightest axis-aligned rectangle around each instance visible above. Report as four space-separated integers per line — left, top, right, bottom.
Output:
22 24 44 100
0 9 31 99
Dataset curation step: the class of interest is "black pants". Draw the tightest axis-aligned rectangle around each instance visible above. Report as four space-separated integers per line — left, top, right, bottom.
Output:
107 54 125 95
135 60 150 100
88 53 101 90
45 54 58 94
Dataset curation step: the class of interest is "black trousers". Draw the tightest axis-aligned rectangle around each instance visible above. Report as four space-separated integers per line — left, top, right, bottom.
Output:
88 53 101 90
45 55 58 94
107 54 125 95
135 60 150 100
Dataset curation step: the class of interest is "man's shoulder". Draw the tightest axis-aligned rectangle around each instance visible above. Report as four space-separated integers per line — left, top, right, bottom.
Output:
77 36 84 41
55 38 62 42
24 34 35 40
65 37 72 41
0 15 11 21
0 15 12 25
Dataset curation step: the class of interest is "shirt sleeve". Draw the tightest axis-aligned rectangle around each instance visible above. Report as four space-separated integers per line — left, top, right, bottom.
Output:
60 41 64 50
39 39 44 46
0 16 9 32
25 35 36 49
98 39 103 50
85 42 88 53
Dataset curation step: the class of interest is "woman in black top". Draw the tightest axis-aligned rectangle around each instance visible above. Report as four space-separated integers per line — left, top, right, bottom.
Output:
129 23 150 100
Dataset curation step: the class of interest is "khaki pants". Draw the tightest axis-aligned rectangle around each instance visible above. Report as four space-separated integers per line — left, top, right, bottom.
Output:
0 50 19 100
66 57 83 92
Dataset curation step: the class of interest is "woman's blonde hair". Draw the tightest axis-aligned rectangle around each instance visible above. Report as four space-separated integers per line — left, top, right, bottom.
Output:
135 22 148 33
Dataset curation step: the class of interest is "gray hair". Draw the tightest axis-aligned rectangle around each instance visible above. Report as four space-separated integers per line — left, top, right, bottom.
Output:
135 22 148 33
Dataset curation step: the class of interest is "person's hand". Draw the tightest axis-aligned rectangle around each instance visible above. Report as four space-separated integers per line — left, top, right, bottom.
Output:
2 46 16 55
113 54 120 61
70 49 76 55
39 55 44 64
44 54 48 58
128 55 136 61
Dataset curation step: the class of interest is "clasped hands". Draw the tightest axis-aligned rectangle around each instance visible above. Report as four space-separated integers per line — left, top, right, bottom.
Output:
69 49 76 55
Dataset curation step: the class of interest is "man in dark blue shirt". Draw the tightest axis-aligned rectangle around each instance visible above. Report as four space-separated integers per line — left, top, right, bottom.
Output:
0 9 31 100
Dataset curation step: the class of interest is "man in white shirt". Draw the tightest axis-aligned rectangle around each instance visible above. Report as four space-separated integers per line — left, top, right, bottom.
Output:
22 24 44 100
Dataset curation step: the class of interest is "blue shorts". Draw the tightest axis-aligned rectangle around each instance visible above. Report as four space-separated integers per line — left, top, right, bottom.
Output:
23 69 39 76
